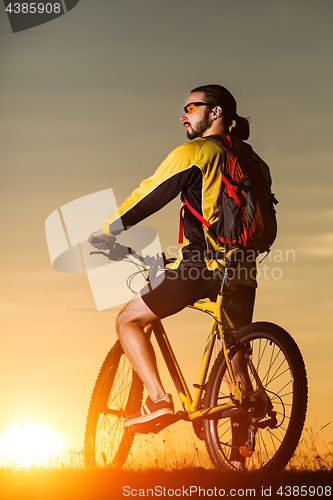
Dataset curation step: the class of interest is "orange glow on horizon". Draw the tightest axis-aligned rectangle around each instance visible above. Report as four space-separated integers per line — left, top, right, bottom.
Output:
0 418 66 468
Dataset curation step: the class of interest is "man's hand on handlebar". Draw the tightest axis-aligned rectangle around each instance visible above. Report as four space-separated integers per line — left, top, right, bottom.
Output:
88 229 116 250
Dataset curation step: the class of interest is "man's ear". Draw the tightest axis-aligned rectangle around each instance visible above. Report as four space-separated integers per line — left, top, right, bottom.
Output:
211 106 223 120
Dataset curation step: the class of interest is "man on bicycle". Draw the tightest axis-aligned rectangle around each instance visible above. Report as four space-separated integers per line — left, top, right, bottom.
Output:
90 85 259 447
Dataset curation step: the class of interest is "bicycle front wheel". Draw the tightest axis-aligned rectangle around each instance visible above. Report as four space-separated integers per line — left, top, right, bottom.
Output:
84 340 144 468
204 322 307 473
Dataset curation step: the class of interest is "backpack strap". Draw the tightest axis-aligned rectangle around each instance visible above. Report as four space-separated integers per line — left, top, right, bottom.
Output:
184 199 211 227
178 199 212 244
221 174 242 208
178 202 185 244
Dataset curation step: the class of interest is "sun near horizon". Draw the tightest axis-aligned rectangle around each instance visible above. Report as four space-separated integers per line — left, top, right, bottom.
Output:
0 418 66 468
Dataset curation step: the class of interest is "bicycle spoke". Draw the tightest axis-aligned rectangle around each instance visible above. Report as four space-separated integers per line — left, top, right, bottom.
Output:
204 323 307 473
85 343 144 469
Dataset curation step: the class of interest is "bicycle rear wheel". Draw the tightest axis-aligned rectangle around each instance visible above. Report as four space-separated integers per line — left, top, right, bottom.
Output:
204 322 307 472
84 340 144 468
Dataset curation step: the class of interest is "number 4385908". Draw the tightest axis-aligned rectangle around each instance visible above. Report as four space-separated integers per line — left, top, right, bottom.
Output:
6 3 62 14
276 485 331 497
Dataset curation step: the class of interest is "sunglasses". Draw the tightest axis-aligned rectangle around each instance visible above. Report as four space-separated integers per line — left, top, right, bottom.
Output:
183 102 211 114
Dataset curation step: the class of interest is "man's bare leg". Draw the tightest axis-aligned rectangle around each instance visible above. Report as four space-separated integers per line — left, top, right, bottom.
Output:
116 294 166 402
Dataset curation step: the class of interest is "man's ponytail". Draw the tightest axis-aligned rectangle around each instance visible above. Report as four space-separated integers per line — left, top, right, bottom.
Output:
229 114 250 141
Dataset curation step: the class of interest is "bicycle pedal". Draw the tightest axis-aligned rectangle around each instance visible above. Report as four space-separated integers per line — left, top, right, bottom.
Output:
130 414 178 435
239 446 253 458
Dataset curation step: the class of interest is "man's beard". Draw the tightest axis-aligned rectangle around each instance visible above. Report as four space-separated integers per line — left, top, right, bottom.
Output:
185 110 212 139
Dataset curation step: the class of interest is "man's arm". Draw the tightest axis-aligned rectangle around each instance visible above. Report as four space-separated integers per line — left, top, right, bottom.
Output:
91 141 202 245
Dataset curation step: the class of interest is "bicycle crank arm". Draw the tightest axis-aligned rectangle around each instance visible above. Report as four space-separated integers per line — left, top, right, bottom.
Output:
200 406 248 420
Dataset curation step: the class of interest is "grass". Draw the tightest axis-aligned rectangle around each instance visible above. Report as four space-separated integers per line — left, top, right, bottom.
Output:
2 422 332 472
105 421 333 473
0 466 332 500
0 424 332 500
288 423 333 471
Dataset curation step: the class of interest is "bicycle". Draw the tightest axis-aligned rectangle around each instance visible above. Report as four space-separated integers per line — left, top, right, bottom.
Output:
84 241 307 473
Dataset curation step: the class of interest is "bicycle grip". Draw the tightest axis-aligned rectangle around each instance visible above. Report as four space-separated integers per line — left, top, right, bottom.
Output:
88 236 99 244
88 235 116 249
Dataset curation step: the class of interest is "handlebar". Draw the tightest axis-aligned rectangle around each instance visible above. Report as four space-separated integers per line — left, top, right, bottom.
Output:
88 235 237 297
88 236 240 268
89 235 176 267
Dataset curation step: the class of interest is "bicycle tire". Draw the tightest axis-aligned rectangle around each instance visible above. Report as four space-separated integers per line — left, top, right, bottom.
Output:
84 340 144 468
203 322 307 472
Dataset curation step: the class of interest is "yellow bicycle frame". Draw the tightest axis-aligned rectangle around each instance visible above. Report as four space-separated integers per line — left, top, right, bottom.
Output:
151 290 245 423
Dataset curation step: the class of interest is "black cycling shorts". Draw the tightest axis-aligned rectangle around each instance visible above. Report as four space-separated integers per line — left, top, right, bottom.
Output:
140 265 255 329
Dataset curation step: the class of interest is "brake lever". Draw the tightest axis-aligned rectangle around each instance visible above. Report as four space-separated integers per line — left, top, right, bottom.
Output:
89 243 130 261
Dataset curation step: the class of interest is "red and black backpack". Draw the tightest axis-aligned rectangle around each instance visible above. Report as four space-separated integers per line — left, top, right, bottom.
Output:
180 134 278 257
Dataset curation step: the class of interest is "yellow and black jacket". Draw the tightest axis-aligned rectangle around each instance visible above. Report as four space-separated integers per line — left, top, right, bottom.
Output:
102 136 257 286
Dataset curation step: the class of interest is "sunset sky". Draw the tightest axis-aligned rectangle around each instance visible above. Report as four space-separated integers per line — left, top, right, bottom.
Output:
0 0 332 465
